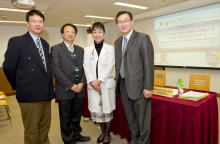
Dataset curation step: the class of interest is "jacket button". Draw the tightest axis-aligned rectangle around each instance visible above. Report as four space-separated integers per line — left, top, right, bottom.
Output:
28 57 30 60
32 69 34 71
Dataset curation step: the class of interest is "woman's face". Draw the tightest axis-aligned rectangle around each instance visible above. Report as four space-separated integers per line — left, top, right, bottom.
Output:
92 27 105 44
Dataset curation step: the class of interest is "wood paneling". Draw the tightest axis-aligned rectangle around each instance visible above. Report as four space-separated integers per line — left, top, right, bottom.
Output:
0 67 16 95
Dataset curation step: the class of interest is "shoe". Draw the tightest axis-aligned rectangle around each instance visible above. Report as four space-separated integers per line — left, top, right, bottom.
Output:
103 135 111 144
77 134 91 142
97 137 104 143
103 140 111 144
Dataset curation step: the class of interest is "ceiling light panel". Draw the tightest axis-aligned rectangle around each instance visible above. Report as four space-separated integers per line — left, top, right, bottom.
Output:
85 15 114 19
114 2 148 9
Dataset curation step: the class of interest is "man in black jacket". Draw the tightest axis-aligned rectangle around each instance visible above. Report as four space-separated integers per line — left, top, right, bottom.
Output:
3 10 55 144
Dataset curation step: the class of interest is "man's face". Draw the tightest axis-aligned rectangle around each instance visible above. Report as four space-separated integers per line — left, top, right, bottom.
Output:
26 14 44 37
117 13 134 36
61 26 76 43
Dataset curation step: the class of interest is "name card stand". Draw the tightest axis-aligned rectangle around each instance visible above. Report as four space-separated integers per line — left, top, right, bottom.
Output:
153 86 174 98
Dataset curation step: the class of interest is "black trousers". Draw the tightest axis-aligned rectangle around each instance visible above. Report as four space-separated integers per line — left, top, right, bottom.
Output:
58 95 84 144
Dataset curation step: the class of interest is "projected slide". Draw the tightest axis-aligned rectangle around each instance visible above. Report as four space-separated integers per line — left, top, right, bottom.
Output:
154 3 220 68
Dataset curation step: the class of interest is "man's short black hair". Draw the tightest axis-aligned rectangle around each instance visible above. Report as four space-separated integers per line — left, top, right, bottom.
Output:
60 23 78 34
26 9 45 22
91 22 105 33
115 11 133 23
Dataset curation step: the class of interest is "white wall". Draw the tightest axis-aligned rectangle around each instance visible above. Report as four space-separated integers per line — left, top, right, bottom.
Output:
0 25 87 67
165 67 220 92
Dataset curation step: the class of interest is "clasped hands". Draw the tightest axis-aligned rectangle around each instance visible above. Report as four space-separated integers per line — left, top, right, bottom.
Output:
71 83 84 93
90 79 101 92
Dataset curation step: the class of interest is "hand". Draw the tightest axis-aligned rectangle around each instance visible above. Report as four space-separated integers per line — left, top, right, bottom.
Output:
94 86 101 92
90 79 101 88
75 83 84 93
90 81 101 92
71 84 78 92
143 89 152 98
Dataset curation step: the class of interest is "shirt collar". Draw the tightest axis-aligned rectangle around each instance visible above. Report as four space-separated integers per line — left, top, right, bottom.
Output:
123 29 133 41
64 41 74 48
29 31 40 44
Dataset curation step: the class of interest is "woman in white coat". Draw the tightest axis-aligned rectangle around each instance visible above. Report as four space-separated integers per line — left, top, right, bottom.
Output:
83 22 115 144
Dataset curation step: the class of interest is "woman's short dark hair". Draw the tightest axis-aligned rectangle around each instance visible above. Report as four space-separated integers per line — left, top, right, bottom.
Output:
60 23 78 34
91 22 105 33
26 9 45 22
115 11 133 24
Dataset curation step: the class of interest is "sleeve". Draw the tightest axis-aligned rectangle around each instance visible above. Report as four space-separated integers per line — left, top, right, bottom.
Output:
141 35 154 90
50 46 74 91
83 47 96 83
2 38 21 90
79 49 86 83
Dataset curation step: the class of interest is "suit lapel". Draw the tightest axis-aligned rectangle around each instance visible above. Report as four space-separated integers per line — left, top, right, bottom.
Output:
117 36 123 59
25 32 47 74
124 30 136 54
115 36 123 71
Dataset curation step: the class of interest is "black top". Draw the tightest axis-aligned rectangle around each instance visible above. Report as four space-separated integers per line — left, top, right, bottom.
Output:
94 40 103 56
94 40 104 78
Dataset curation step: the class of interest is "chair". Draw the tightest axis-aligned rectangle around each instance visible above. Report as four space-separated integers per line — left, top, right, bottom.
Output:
0 100 12 127
189 74 210 91
0 94 8 100
0 91 5 95
0 91 8 100
154 70 166 86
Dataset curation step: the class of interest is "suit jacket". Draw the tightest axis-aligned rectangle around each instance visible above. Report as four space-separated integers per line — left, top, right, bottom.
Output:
50 42 86 100
2 32 55 102
115 30 154 100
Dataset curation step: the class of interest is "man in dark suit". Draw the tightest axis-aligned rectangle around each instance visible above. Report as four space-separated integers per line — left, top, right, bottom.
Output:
2 10 55 144
50 23 90 144
114 11 154 144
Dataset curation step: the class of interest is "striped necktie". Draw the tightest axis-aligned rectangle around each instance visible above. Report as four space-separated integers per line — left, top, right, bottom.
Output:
36 39 46 71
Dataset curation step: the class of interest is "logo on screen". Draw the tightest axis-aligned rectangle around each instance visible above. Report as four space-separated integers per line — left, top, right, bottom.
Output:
165 21 169 26
206 52 219 66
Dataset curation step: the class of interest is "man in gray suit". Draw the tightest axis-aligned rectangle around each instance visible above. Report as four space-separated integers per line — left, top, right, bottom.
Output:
50 23 90 144
114 11 154 144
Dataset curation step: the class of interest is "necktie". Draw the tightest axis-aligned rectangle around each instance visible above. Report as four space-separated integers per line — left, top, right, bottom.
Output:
36 39 47 71
68 46 74 53
120 37 128 79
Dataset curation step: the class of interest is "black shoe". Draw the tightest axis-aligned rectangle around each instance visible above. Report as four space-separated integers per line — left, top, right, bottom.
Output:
77 134 91 142
103 135 111 144
97 133 105 143
97 138 104 144
97 137 104 143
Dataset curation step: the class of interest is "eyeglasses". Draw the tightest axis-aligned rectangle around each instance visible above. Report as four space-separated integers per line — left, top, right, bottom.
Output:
117 19 131 25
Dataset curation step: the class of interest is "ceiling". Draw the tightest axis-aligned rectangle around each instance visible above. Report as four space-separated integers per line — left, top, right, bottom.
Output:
0 0 187 27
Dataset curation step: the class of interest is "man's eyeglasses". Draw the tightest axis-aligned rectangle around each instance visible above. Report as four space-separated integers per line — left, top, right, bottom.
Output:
117 19 131 25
